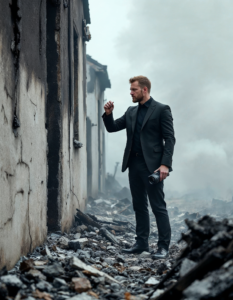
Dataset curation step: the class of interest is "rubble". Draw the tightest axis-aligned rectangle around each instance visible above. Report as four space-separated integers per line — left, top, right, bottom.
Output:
152 215 233 299
1 192 233 300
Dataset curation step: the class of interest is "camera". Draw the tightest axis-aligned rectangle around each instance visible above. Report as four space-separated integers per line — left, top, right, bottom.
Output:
148 171 160 185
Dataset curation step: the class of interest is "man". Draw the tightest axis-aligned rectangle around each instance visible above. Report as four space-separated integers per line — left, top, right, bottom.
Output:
102 76 175 259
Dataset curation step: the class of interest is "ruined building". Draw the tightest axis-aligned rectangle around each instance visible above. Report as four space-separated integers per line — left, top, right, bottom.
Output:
86 55 111 199
0 0 109 269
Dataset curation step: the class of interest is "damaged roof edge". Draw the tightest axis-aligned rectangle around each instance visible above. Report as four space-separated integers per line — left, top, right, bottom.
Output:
83 0 91 24
87 54 111 90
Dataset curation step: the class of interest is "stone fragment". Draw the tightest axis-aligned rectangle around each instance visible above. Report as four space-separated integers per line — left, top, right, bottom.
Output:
1 275 23 289
74 233 81 239
20 259 34 273
34 261 48 267
179 258 197 277
107 245 116 251
26 269 46 281
67 293 96 300
69 238 88 250
114 275 127 282
138 251 151 258
111 283 120 291
36 281 53 292
150 289 164 300
116 255 125 263
71 277 92 293
43 263 64 278
53 278 67 288
1 275 22 296
128 266 141 272
145 277 159 286
70 256 120 284
32 289 53 300
104 258 114 265
77 250 91 259
88 291 99 299
76 225 88 233
57 236 70 249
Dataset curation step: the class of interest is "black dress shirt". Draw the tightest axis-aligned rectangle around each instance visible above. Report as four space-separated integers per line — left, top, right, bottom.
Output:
132 97 152 154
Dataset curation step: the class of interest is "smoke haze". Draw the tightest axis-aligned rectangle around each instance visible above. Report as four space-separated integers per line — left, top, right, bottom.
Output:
87 0 233 200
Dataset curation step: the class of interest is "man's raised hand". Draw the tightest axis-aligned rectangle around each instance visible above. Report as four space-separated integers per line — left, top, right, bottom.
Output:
104 101 114 115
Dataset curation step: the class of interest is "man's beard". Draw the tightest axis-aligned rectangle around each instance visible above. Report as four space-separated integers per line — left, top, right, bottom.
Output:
132 96 143 103
132 90 143 103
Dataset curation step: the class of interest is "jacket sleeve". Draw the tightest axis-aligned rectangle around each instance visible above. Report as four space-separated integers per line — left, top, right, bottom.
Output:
102 111 127 132
160 105 176 168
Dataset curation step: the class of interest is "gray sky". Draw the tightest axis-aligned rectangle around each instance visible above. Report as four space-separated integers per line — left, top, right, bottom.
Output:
87 0 233 200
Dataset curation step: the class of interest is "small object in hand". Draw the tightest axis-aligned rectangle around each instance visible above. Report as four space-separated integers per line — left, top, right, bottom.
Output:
148 171 160 185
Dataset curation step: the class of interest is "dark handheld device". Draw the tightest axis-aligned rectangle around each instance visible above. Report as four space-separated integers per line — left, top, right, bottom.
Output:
148 171 160 185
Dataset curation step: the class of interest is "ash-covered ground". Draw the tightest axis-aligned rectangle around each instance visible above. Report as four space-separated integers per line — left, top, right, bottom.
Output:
1 182 233 300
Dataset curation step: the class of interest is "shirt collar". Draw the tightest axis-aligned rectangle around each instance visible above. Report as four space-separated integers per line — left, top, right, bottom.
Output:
139 97 152 108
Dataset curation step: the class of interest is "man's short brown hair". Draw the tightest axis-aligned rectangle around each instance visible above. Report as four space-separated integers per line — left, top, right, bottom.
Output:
129 76 151 93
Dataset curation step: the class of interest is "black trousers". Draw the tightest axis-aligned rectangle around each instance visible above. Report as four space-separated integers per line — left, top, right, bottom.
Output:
128 155 171 251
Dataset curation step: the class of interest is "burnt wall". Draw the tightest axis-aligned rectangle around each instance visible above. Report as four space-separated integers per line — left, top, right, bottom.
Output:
0 0 47 269
46 0 88 232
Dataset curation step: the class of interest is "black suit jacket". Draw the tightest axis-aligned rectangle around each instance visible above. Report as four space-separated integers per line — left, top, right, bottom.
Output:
102 98 175 173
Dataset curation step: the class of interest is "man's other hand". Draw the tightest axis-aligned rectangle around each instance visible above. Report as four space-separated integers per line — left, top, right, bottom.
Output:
104 101 114 115
154 165 169 181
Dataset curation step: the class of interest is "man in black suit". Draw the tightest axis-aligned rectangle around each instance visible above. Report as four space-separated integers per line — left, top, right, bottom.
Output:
102 76 175 259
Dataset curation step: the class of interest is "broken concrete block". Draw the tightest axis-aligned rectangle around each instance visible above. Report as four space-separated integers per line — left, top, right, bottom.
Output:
71 277 92 293
70 256 120 284
19 259 34 273
145 277 159 286
128 266 141 272
76 225 88 233
26 269 47 281
69 238 88 250
74 233 81 239
1 275 22 296
1 275 23 288
116 255 125 263
138 252 151 258
67 293 96 300
43 263 64 278
53 278 67 288
57 236 70 249
36 280 53 292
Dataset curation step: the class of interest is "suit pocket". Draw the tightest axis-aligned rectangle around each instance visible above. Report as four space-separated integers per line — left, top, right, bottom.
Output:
153 146 163 152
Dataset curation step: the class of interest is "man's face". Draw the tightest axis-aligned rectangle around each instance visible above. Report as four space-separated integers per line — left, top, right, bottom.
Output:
130 81 143 103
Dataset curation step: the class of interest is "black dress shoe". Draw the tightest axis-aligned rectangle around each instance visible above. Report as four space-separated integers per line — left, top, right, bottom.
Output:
152 247 169 259
122 243 149 254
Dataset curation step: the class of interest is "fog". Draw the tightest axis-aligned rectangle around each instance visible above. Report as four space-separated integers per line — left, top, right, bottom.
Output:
87 0 233 201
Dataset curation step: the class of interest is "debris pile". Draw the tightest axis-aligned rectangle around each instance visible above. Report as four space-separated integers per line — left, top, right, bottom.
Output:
1 192 233 300
151 215 233 299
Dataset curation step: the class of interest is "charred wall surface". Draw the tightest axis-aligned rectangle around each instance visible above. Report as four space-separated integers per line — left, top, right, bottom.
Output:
0 0 47 269
0 0 90 269
46 0 89 232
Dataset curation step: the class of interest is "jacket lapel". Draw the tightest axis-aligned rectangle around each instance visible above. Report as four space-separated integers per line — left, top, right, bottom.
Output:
141 99 157 130
131 106 138 133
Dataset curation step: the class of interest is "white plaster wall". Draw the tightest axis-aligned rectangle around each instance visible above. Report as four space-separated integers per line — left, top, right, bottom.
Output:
60 38 87 231
0 50 47 268
86 64 101 198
